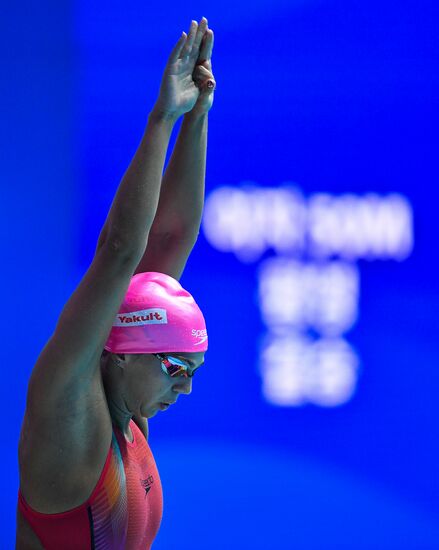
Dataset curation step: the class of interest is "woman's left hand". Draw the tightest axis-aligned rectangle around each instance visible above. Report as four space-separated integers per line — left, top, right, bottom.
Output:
189 27 216 117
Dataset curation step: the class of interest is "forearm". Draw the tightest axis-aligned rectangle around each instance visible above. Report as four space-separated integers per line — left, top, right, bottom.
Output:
150 111 208 237
103 109 178 258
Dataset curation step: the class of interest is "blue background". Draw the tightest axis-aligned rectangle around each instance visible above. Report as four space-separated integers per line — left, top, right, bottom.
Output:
2 1 439 548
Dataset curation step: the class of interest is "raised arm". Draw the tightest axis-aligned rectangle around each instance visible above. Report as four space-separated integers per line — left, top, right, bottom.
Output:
98 25 208 256
27 25 206 403
134 20 216 280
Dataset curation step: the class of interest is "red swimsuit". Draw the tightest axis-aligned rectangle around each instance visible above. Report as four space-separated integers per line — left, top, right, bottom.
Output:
18 420 163 549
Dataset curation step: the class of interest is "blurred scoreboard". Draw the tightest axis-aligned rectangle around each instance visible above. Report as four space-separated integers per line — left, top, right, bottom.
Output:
202 185 413 407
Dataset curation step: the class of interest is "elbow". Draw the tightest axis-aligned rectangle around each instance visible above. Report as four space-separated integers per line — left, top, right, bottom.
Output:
150 224 200 243
104 234 147 265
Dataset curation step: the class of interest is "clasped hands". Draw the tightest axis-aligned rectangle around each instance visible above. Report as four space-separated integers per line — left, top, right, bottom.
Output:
153 17 216 120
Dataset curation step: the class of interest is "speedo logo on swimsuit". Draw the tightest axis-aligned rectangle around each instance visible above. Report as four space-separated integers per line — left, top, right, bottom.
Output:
140 475 154 497
192 328 208 345
113 308 168 327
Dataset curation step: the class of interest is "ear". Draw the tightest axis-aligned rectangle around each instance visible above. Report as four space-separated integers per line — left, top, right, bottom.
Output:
111 353 126 369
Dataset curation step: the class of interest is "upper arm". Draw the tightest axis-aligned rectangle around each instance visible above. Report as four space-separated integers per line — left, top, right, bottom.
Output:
28 242 139 409
133 231 198 281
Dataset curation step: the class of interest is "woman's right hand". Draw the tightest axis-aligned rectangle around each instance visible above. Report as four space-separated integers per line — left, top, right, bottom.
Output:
152 18 209 120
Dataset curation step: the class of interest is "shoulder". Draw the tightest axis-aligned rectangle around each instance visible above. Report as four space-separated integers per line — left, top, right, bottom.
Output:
18 366 113 514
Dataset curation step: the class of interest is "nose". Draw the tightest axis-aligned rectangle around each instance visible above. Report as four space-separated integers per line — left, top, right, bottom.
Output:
172 376 193 395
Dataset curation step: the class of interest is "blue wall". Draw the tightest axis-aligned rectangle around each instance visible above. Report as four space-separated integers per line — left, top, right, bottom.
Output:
3 1 439 548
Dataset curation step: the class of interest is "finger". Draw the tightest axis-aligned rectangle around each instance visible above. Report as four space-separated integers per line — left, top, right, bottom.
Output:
180 20 198 58
192 17 208 54
167 32 187 65
198 29 214 62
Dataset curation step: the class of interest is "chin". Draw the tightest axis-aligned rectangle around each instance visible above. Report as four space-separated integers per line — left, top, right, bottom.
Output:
141 404 157 419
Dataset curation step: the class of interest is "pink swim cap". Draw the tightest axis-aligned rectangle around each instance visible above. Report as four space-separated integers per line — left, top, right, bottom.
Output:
104 272 208 354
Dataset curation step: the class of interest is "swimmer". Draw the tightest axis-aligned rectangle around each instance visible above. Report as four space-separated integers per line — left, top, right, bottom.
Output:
16 17 215 549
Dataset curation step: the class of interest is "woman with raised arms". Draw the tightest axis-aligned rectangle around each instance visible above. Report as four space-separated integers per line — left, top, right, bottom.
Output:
16 17 215 549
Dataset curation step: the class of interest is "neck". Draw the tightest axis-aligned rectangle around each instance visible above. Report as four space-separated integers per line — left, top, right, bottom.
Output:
108 394 132 433
101 364 133 436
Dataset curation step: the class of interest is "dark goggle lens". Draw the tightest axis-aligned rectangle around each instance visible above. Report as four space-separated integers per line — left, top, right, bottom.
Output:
167 361 188 377
158 355 190 377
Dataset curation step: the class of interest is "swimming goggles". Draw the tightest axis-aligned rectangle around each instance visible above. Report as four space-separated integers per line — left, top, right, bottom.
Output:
154 353 194 378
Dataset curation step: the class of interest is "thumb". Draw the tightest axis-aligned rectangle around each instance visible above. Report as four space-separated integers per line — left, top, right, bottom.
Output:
199 78 215 93
193 64 215 88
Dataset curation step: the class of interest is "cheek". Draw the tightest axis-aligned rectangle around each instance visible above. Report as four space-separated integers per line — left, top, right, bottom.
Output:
137 369 169 399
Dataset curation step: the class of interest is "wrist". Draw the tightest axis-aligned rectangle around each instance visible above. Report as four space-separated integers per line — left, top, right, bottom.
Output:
148 106 180 126
183 110 208 124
